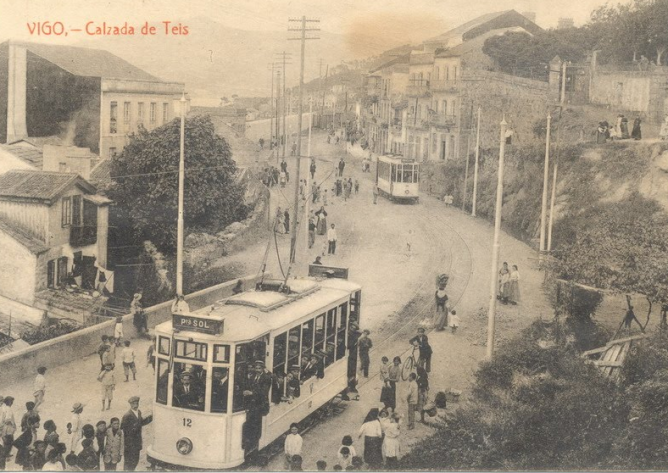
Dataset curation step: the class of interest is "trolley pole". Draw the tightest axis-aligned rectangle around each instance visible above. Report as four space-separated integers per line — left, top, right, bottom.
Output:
487 117 508 360
176 93 186 296
539 112 552 258
462 133 471 211
472 106 481 217
288 16 320 263
304 96 313 252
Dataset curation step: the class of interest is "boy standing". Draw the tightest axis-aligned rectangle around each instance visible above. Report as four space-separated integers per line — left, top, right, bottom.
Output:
98 366 115 411
33 367 47 412
284 423 303 470
121 341 137 382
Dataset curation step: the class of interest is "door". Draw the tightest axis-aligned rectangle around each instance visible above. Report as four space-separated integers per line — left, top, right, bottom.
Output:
47 260 56 289
56 257 68 287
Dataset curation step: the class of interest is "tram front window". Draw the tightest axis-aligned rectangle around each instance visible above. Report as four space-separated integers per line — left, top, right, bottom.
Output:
172 362 206 411
156 359 169 405
233 338 268 413
211 367 229 413
402 165 414 183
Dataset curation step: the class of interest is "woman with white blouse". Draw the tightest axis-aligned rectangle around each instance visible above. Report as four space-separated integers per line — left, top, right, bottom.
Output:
358 408 384 469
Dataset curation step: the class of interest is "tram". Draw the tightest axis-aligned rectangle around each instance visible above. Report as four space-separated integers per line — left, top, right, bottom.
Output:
146 274 362 470
376 154 420 203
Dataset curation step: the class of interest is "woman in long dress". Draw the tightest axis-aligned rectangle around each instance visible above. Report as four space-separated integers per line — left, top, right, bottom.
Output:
631 117 642 140
498 262 510 304
386 357 401 410
315 206 328 235
358 408 383 470
507 265 521 305
383 413 402 467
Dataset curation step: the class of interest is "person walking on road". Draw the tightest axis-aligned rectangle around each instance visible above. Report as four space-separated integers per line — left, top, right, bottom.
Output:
121 341 137 382
327 224 338 255
315 207 328 236
416 365 429 424
98 365 116 411
373 185 379 204
284 209 290 234
338 158 346 177
386 357 401 411
354 179 359 194
358 330 372 378
310 159 316 180
67 402 83 455
498 262 510 304
34 367 47 412
358 409 383 469
121 396 152 471
434 285 449 330
308 217 316 249
409 328 432 373
383 413 402 466
508 265 521 305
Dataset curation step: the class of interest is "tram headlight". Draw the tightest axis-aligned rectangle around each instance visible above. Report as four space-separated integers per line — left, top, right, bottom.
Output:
176 437 193 455
405 189 410 195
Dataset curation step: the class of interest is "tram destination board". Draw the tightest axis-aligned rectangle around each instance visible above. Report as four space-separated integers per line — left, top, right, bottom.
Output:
172 314 224 335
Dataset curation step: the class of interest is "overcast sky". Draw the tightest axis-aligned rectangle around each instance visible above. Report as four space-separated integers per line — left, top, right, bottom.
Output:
1 0 631 47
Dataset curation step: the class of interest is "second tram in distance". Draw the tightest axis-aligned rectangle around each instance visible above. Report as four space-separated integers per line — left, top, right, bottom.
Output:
147 274 362 470
376 154 420 203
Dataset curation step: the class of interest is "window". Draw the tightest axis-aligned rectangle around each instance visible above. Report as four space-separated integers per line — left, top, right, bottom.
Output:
442 100 448 117
58 162 67 173
314 314 325 353
158 336 170 355
402 165 414 183
214 345 230 363
390 164 397 183
175 340 207 361
350 291 361 327
150 102 156 124
61 197 72 227
325 309 337 367
288 326 301 370
163 103 169 123
273 332 287 377
172 362 206 411
453 66 458 80
337 303 348 360
233 345 248 413
123 102 131 124
156 359 169 405
301 319 314 361
137 102 145 124
210 367 229 413
110 102 117 133
72 195 82 227
445 66 450 80
57 256 68 287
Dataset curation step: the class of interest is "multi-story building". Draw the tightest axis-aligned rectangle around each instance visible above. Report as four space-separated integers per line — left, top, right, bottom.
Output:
0 40 187 159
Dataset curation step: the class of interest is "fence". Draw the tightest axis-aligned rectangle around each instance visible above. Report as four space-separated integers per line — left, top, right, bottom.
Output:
0 273 268 387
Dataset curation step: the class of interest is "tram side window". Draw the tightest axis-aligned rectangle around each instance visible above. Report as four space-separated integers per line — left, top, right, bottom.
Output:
233 344 249 412
378 161 390 181
314 314 325 354
156 359 169 405
288 326 301 374
175 340 207 361
337 303 348 360
301 320 314 361
325 309 337 367
350 291 361 326
172 362 206 412
158 336 170 355
391 164 397 182
210 367 229 413
272 332 287 402
414 165 420 183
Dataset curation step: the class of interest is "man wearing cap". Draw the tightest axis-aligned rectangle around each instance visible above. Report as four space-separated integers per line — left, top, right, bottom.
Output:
173 371 204 411
346 322 361 392
121 396 152 471
242 361 271 460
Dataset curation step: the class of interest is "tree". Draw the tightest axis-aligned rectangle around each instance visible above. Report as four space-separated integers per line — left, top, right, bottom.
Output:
108 115 247 253
645 0 668 65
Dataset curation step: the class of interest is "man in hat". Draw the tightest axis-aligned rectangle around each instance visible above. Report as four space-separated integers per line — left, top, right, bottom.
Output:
121 396 152 471
131 294 147 336
357 330 373 378
409 328 433 373
242 361 272 460
173 371 204 410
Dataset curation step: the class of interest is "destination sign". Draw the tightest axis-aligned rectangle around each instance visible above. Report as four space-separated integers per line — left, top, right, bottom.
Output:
172 314 224 335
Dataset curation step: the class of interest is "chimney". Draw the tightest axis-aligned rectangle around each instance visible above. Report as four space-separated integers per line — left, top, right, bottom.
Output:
6 41 29 143
42 145 94 179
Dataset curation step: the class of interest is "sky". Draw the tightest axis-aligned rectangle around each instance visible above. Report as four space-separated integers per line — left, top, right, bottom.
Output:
0 0 631 47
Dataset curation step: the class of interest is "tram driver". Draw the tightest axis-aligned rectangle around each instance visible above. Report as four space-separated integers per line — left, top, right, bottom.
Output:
211 368 229 413
173 371 205 411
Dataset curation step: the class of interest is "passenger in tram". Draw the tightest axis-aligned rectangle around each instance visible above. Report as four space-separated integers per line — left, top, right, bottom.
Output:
287 365 301 399
244 360 272 414
172 372 204 410
271 370 285 405
301 355 318 381
191 364 207 388
211 369 229 413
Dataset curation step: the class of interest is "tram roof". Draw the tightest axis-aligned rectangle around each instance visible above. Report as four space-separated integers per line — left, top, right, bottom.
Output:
379 154 419 164
156 277 361 342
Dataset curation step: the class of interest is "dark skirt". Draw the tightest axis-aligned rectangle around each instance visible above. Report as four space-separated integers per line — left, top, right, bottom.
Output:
380 384 394 408
364 435 384 467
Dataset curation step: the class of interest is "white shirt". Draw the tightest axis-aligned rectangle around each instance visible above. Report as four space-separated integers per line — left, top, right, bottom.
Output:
41 461 64 471
122 347 135 364
327 228 337 242
34 374 46 393
284 433 303 456
359 420 383 438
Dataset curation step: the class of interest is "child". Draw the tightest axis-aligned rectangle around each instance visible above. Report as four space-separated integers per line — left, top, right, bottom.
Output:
323 189 328 206
450 309 460 334
354 180 359 194
98 365 115 411
113 316 123 347
333 465 343 471
338 446 352 470
339 435 357 458
121 340 137 382
316 460 327 471
284 423 303 470
77 439 99 471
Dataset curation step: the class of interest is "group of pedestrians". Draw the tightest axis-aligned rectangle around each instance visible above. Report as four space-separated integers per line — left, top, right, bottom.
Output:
0 363 151 471
498 262 521 305
275 207 291 235
596 114 642 143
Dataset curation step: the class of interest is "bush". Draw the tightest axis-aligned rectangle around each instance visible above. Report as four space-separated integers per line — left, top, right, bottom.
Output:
22 319 80 345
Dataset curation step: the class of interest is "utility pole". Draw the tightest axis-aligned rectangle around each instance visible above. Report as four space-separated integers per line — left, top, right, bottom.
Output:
472 106 481 217
321 64 328 129
276 52 293 159
561 62 567 105
487 116 508 360
288 16 320 263
462 104 473 211
539 112 552 256
276 68 281 157
305 95 313 251
268 63 276 151
176 93 186 296
547 123 561 252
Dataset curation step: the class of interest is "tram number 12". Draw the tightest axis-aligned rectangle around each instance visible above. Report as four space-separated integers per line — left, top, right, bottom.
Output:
183 418 192 428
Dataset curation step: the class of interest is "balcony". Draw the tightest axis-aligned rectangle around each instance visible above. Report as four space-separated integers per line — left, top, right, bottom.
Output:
405 115 430 130
430 80 459 92
70 224 97 247
406 81 430 97
430 114 457 129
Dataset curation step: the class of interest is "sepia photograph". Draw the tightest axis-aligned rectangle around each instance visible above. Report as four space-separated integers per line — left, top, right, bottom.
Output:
0 0 667 470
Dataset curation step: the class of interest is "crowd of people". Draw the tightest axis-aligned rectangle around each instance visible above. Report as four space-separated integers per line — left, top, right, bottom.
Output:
596 114 642 143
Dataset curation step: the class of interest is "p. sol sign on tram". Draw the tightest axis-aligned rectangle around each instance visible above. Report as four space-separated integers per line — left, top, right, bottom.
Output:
172 314 223 335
